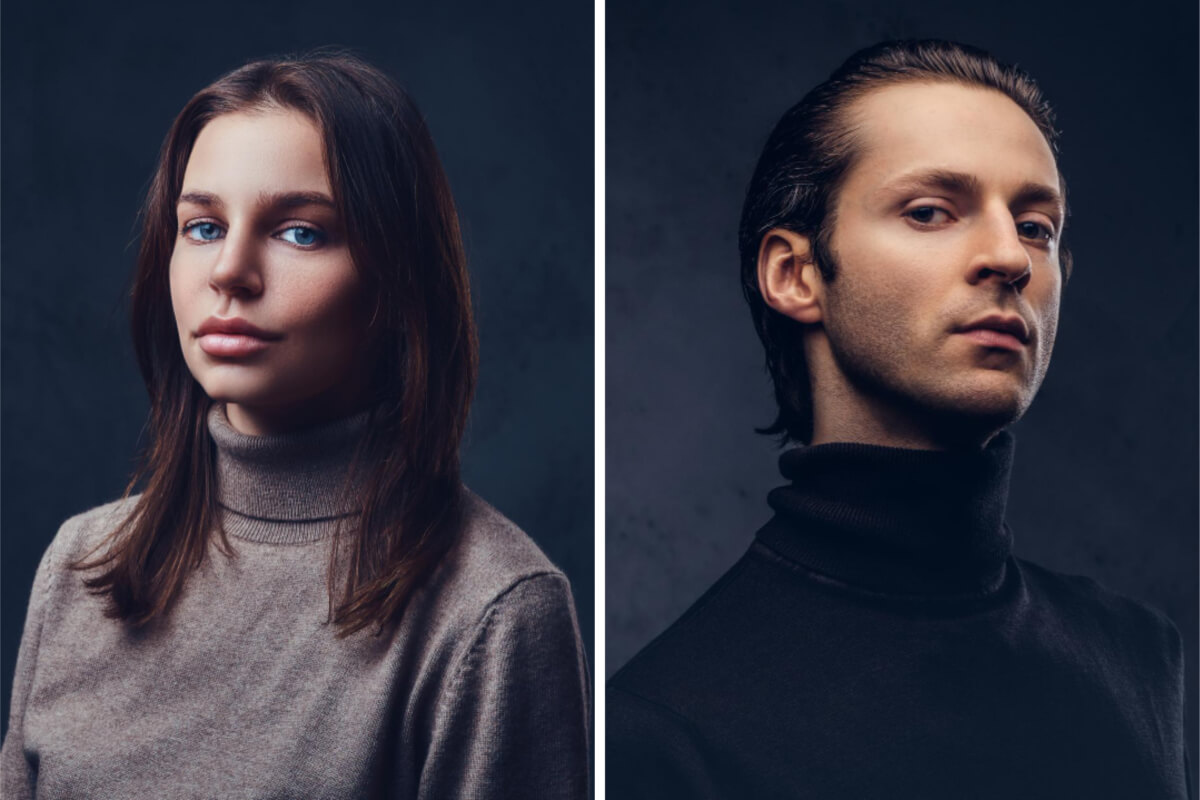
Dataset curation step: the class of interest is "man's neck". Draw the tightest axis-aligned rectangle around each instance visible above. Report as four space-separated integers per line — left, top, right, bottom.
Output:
809 383 1001 451
809 417 1001 451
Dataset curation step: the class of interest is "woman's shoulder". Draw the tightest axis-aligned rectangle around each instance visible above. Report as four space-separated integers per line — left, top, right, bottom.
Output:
448 489 569 590
42 495 141 574
17 495 140 626
396 489 582 682
417 488 575 625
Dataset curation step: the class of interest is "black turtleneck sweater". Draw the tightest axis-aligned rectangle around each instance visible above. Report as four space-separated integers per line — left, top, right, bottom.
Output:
607 434 1189 799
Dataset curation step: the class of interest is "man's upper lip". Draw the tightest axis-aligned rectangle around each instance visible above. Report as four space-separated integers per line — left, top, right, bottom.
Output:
957 314 1030 343
197 317 280 339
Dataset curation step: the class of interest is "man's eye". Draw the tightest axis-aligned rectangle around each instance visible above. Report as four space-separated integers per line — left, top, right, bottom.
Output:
1017 221 1053 241
278 226 325 247
905 206 950 225
182 221 223 241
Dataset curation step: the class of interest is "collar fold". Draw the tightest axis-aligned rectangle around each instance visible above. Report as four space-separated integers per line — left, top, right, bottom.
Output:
757 432 1015 596
208 404 369 543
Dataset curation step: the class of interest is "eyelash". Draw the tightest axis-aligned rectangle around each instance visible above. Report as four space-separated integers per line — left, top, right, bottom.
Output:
904 206 952 226
179 219 327 248
1015 220 1055 242
903 206 1056 243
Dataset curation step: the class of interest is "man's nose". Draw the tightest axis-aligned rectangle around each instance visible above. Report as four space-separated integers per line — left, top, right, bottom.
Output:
966 209 1032 292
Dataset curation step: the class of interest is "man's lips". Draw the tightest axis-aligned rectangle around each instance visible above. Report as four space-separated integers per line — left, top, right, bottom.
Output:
955 314 1030 352
196 317 281 358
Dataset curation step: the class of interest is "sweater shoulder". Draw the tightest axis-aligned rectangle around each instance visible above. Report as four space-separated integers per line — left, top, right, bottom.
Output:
16 495 142 640
1015 557 1183 660
1016 557 1178 627
427 488 572 620
609 550 755 701
459 489 565 577
45 495 142 574
401 488 583 712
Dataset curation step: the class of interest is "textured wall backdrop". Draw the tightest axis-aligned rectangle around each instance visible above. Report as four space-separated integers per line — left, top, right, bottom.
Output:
605 0 1198 780
1 1 593 739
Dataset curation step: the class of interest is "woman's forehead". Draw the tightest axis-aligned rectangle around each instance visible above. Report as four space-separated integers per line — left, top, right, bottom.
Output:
181 110 332 205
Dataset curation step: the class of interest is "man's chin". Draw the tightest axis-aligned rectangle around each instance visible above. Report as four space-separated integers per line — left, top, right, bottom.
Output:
956 369 1037 412
918 380 1035 445
836 358 1040 448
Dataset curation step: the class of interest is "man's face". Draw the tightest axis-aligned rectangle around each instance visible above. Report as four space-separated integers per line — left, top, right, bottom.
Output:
815 81 1064 444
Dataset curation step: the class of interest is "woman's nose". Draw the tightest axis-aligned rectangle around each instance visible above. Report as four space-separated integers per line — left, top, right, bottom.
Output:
208 228 264 297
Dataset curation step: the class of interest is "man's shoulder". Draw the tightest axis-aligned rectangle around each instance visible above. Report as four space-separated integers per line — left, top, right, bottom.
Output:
1016 557 1183 661
606 545 796 799
605 565 745 800
608 549 760 709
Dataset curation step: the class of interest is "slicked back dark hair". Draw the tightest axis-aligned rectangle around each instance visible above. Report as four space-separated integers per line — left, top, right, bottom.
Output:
738 39 1071 444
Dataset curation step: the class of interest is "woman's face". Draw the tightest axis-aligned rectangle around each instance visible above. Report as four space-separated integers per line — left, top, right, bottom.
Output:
170 108 369 435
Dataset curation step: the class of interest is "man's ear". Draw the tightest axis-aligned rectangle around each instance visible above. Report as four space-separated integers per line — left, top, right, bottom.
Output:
756 228 824 324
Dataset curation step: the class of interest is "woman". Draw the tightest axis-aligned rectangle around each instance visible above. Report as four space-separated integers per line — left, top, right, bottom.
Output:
1 52 589 798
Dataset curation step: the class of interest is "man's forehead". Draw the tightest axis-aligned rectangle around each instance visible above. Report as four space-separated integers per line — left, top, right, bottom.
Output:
844 81 1061 197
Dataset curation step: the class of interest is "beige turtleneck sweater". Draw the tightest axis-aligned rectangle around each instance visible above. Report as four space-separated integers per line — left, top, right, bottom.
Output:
1 405 590 798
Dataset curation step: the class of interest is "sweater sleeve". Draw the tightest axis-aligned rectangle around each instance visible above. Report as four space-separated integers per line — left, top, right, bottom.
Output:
418 572 591 800
606 685 721 800
0 529 67 799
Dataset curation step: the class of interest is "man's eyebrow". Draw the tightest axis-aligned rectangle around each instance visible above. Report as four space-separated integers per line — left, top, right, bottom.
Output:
881 169 1064 220
881 168 982 197
176 190 336 210
1010 181 1065 221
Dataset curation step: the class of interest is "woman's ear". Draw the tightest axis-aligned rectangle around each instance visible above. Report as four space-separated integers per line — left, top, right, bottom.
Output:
756 229 824 324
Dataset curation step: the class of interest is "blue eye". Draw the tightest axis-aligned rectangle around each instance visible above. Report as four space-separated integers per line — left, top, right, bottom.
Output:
278 226 324 247
183 221 223 242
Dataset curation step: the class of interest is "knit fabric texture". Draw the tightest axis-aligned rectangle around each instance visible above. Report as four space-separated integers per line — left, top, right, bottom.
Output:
2 405 591 798
608 432 1189 799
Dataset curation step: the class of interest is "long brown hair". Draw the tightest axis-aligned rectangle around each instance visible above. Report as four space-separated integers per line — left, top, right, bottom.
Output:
74 50 478 636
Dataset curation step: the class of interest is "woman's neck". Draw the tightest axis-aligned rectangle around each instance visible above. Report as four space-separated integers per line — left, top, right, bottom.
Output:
209 403 371 544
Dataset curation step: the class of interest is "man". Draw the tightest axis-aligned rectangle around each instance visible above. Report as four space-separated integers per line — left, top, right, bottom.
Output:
607 40 1189 798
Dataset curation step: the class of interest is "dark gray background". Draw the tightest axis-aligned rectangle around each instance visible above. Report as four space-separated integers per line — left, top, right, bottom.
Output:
606 0 1198 779
2 2 593 739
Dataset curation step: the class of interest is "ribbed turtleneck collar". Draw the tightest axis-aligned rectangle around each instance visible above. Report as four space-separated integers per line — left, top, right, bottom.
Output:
209 404 369 544
756 432 1015 597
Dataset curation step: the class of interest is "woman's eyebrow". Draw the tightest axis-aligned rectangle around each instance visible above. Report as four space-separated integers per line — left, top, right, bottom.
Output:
178 190 222 208
257 190 336 210
176 190 335 210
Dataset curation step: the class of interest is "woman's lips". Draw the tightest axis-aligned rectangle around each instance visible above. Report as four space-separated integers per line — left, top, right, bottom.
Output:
197 333 273 358
195 316 280 357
